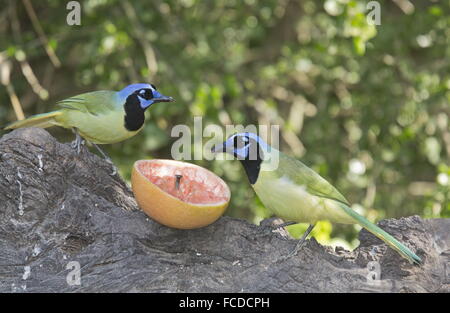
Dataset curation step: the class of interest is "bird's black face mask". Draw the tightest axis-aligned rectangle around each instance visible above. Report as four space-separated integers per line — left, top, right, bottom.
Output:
212 133 265 184
124 87 174 131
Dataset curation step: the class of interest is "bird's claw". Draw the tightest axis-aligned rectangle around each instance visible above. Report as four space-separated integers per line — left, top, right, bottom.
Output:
105 158 118 176
254 220 296 239
70 138 85 154
78 140 85 154
253 226 277 239
70 128 85 154
91 143 117 176
276 223 315 262
277 240 307 262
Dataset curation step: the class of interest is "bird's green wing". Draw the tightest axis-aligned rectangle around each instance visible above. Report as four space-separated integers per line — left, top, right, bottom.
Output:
57 91 118 115
271 152 421 264
276 152 350 205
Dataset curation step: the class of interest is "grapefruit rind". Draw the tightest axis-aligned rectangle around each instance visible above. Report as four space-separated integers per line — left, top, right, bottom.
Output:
131 159 230 229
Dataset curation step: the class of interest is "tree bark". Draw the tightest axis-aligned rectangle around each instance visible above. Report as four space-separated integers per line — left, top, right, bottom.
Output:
0 128 448 292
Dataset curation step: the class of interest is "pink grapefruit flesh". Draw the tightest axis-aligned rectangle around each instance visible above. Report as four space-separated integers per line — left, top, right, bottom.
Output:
131 159 230 229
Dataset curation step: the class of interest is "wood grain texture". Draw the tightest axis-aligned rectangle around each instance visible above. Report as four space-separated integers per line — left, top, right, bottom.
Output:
0 128 448 292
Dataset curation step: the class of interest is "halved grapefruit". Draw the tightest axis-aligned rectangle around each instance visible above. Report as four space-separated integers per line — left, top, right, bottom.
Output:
131 159 230 229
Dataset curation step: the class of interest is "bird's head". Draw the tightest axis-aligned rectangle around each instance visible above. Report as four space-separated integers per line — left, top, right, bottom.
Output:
211 132 268 161
118 83 174 110
119 83 174 132
212 132 270 184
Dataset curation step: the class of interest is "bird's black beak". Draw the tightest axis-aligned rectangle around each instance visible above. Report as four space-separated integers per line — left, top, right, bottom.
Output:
152 96 175 103
211 142 226 154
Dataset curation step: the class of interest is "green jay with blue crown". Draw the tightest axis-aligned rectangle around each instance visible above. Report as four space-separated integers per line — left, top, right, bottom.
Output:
212 132 421 264
4 83 174 168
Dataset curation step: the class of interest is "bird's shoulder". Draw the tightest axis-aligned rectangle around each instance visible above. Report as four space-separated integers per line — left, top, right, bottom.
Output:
57 90 119 115
275 153 350 205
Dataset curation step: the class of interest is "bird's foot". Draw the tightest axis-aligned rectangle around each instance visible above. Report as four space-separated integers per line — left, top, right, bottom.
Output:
254 219 297 239
277 223 315 262
278 239 308 262
70 130 85 154
92 143 117 176
104 157 118 176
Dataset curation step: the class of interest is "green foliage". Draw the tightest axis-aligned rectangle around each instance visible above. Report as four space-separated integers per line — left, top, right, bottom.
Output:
1 0 449 247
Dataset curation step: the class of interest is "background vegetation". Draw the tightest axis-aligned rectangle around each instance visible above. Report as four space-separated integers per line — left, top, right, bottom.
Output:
1 0 449 248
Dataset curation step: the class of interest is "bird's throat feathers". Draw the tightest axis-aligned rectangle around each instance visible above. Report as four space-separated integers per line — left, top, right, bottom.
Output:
240 158 263 185
124 94 145 131
239 147 281 185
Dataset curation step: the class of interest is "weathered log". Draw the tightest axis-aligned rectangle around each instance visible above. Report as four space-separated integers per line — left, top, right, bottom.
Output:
0 128 448 292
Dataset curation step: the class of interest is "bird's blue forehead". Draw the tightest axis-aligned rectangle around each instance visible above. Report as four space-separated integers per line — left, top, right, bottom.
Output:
227 132 267 146
220 132 269 160
117 83 155 100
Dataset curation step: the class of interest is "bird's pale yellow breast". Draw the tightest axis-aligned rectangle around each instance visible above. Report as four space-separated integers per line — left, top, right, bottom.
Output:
253 170 355 224
56 109 141 144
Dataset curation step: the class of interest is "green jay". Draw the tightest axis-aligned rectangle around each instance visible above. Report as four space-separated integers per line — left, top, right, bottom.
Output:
212 132 421 264
4 83 174 169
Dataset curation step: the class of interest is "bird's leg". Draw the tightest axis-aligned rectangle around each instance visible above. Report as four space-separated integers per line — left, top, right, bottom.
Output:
91 143 117 176
70 128 85 154
279 223 315 261
274 221 298 229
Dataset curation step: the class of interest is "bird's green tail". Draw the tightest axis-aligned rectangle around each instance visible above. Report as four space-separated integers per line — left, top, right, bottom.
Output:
340 204 421 265
3 111 62 130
